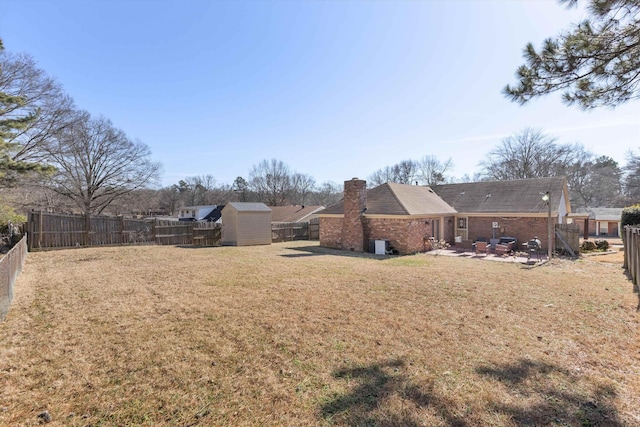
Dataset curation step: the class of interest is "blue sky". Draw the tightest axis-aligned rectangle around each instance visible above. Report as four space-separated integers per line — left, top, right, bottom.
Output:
1 0 638 188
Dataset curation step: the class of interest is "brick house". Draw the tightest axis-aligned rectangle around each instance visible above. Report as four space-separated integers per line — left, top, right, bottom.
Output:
319 177 571 255
319 178 456 254
432 176 571 251
571 207 622 238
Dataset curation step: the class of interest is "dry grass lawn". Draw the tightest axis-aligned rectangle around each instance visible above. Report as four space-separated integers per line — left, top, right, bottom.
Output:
0 242 639 426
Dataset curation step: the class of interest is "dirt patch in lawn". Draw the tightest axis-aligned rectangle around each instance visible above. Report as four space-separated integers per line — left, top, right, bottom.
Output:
1 242 639 426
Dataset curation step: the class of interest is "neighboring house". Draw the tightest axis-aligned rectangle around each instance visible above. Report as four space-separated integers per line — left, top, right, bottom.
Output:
432 176 571 251
178 205 218 222
221 202 272 246
319 178 457 255
202 205 224 223
269 205 325 223
571 207 623 237
319 176 571 255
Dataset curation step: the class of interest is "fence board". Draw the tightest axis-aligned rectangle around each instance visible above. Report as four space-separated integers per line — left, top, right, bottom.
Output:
27 211 157 250
272 222 309 242
625 225 639 289
27 212 320 250
193 223 222 247
555 223 580 256
0 235 28 321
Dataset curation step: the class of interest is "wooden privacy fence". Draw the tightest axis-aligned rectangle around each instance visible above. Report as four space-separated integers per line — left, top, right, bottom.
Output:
0 235 28 321
154 220 221 246
27 211 319 251
27 211 222 250
271 219 320 242
555 223 580 257
624 225 640 289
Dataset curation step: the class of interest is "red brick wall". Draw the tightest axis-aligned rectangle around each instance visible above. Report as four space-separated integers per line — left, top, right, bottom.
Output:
467 216 553 251
443 216 455 242
321 216 432 254
364 217 431 254
341 179 367 251
319 217 343 249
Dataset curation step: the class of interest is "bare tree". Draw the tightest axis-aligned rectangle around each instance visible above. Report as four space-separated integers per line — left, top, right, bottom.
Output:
368 166 398 187
480 128 581 180
307 181 342 206
44 114 161 215
458 172 484 183
416 155 453 186
248 159 292 206
0 46 77 185
290 173 316 205
176 175 218 206
368 160 418 186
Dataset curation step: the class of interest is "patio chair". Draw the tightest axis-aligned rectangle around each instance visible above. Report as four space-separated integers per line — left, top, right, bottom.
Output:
455 239 474 253
475 240 490 256
495 242 513 256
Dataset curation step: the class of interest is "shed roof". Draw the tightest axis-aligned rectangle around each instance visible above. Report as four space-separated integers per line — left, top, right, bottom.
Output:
320 182 457 216
226 202 271 212
269 205 324 222
431 177 568 214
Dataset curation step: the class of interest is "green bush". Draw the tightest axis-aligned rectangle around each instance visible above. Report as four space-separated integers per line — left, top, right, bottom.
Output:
0 204 26 234
581 240 596 251
595 240 610 251
621 204 640 228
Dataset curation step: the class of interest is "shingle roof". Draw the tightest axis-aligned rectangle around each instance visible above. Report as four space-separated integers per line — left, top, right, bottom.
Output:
431 177 568 214
269 205 324 222
202 205 224 221
320 183 457 216
574 207 622 221
226 202 271 212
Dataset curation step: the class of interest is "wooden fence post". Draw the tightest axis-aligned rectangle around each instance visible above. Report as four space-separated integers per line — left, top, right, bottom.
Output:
119 216 125 244
26 211 33 251
633 228 637 287
626 226 631 273
38 210 43 249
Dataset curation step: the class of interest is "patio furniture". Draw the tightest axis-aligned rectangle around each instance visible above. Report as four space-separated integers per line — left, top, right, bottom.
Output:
495 242 513 256
499 236 517 247
526 238 542 261
475 240 490 256
455 239 474 253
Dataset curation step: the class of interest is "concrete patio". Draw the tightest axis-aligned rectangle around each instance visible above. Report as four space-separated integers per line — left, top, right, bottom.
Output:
425 247 549 265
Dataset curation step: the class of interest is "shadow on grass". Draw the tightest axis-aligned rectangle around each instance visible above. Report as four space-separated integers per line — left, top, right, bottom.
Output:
476 358 622 426
320 358 623 426
175 245 222 250
319 359 469 426
283 245 398 260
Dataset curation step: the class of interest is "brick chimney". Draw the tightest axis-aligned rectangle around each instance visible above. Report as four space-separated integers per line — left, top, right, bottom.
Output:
341 178 367 251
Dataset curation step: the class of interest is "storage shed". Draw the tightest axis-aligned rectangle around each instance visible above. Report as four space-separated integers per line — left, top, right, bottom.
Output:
221 202 272 246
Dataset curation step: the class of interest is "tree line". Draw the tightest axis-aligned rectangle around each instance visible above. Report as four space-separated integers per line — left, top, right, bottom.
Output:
368 128 639 209
3 0 640 221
